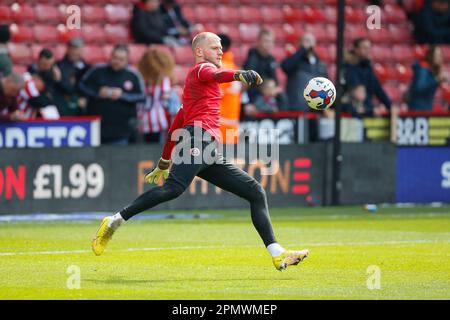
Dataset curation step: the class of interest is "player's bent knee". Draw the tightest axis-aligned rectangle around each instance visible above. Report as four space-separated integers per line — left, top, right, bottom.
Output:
161 183 185 200
249 183 267 203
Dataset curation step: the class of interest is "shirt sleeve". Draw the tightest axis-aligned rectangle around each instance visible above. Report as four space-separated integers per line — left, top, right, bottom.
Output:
197 63 236 83
161 107 184 160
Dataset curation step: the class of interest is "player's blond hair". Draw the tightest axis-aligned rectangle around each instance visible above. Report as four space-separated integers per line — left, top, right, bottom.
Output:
191 32 221 52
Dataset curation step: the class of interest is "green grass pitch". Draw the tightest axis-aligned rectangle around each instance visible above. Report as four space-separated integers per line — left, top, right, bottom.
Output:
0 206 449 299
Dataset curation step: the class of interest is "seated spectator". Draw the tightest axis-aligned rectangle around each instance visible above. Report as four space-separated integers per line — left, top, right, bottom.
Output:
281 33 328 111
407 45 448 110
54 38 90 116
17 73 59 120
137 47 180 143
413 0 450 44
79 44 146 145
0 73 26 122
344 37 392 116
243 27 280 101
253 78 289 113
0 24 12 77
341 84 371 118
131 0 178 46
27 48 62 109
160 0 192 45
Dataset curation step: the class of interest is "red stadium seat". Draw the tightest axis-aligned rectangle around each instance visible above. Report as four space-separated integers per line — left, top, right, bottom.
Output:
392 45 415 63
217 24 240 42
174 65 190 86
345 6 366 24
324 7 337 24
81 5 106 23
128 44 149 65
10 3 35 23
194 6 218 24
304 24 329 43
173 45 194 65
371 46 393 63
239 7 262 24
53 44 67 61
276 67 287 89
33 25 59 44
150 44 173 57
441 45 450 61
0 5 12 22
283 23 301 44
388 25 414 44
234 44 250 66
271 25 286 43
383 4 407 24
325 24 337 42
345 24 369 42
84 45 106 64
217 6 240 24
239 23 260 44
315 45 331 63
57 24 82 43
182 6 196 22
283 5 303 23
384 83 403 103
9 24 33 43
272 45 288 62
31 44 45 61
81 24 106 43
7 43 31 65
105 4 131 23
302 6 326 24
261 7 283 24
105 24 130 44
35 4 62 23
368 29 391 44
395 63 413 83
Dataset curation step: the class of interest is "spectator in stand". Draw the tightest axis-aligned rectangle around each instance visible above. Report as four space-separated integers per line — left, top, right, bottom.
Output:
413 0 450 44
27 48 61 110
217 33 242 144
0 24 12 78
54 38 90 116
407 45 449 110
344 37 392 116
131 0 178 47
340 84 371 118
79 44 146 145
253 78 289 113
281 33 328 111
136 47 180 143
160 0 193 45
0 73 25 122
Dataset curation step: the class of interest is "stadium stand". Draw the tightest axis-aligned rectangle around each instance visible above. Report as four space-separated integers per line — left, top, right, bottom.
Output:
1 0 449 109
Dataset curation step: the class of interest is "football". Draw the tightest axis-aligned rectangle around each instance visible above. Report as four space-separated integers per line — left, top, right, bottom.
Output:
303 77 336 110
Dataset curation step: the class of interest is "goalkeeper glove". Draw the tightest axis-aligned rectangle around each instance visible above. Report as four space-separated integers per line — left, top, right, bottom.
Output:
234 70 263 87
144 158 171 184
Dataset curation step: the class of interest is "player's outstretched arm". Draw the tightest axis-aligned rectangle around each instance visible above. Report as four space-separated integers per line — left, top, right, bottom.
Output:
234 70 263 87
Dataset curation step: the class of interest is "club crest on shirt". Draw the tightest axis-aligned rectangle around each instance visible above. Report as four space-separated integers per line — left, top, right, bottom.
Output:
124 80 133 91
190 148 200 157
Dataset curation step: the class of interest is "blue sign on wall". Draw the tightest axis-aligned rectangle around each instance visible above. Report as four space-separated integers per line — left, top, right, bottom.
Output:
397 147 450 203
0 117 100 148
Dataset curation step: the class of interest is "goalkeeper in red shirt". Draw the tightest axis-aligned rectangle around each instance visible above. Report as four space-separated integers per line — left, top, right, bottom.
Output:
92 32 309 271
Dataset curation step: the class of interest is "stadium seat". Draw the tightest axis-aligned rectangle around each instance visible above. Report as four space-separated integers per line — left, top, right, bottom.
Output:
304 24 329 43
392 45 415 64
150 44 173 57
217 24 240 42
271 25 286 43
173 45 194 65
33 25 59 44
388 25 414 44
182 6 195 23
233 44 250 65
345 6 366 24
273 46 288 62
7 43 31 65
31 44 45 61
368 29 391 44
239 23 260 44
283 23 301 44
302 6 326 24
384 83 403 103
371 46 393 63
276 67 287 89
57 24 82 43
383 4 407 24
174 65 190 86
0 5 12 23
315 45 331 63
34 4 62 23
217 6 240 24
10 3 35 23
261 7 283 24
105 4 131 23
324 7 337 24
81 5 106 23
194 6 218 24
53 44 67 61
441 45 450 61
282 5 303 23
84 45 106 64
128 44 148 65
81 24 106 43
104 24 129 44
325 24 337 42
239 7 262 24
9 24 33 43
395 63 413 83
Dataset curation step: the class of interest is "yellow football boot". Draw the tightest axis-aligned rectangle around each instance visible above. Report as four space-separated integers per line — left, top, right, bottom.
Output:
92 217 121 256
272 249 309 271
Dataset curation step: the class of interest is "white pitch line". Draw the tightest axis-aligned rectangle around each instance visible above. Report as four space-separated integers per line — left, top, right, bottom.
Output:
0 239 447 257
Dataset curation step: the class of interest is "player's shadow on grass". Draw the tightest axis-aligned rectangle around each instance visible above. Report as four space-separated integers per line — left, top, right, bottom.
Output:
85 276 296 285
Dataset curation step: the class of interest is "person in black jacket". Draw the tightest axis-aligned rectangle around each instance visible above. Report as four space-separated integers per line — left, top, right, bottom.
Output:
79 45 146 145
344 37 392 116
160 0 192 44
412 0 450 44
131 0 178 46
281 33 328 111
54 38 90 116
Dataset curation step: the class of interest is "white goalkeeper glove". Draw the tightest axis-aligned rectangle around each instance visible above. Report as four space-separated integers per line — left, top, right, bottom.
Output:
144 158 171 184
